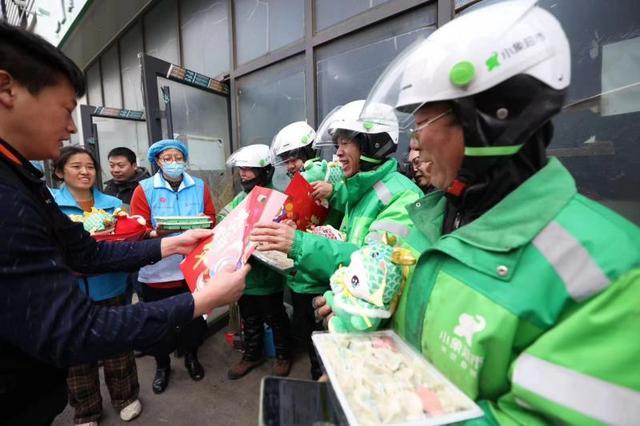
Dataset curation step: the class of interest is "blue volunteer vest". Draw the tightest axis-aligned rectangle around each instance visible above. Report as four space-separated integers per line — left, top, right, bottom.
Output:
138 172 205 283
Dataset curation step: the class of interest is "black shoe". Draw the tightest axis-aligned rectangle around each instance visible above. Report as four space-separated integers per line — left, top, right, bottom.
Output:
185 352 205 381
152 367 170 394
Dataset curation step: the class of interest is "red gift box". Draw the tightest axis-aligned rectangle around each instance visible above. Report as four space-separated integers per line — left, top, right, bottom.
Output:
180 186 288 292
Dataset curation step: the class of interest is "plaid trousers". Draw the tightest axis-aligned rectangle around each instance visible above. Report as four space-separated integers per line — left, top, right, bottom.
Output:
66 294 139 424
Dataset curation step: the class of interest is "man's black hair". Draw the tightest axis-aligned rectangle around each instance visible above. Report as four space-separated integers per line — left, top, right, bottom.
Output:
108 147 137 164
0 22 85 96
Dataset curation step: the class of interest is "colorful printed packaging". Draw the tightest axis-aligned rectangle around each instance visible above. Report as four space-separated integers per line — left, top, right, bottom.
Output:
180 186 288 292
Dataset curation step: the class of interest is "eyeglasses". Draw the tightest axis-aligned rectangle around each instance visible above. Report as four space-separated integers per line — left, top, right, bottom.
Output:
410 156 423 168
409 109 452 140
159 155 184 163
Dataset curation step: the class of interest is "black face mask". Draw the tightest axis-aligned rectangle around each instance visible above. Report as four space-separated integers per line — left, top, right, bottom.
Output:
239 166 274 192
240 176 260 192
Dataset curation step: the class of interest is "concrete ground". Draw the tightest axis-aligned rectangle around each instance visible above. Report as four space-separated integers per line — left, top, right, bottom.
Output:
53 330 311 425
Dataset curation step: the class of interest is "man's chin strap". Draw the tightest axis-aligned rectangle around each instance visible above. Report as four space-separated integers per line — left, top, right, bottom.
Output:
443 125 551 233
359 155 383 172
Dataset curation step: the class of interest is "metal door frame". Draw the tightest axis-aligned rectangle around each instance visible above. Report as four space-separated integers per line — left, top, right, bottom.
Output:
80 104 146 188
139 54 232 151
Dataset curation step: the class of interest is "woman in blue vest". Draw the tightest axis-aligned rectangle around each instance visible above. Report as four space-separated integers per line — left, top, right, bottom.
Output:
130 139 216 394
53 146 142 424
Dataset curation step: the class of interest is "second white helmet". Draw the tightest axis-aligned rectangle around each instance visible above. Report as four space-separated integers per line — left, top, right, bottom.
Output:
226 144 272 168
270 121 316 166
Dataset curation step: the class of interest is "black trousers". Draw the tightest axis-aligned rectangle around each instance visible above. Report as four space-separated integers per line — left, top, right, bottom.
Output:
238 292 291 361
2 372 67 426
291 291 324 379
141 282 207 368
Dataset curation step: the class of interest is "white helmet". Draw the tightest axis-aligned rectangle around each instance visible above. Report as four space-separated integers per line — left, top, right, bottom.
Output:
226 144 272 168
315 100 399 147
361 0 569 126
314 100 399 167
361 0 570 193
270 121 316 166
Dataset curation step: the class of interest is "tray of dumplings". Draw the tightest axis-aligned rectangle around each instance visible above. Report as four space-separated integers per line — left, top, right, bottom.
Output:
251 249 295 274
154 216 213 230
312 330 483 425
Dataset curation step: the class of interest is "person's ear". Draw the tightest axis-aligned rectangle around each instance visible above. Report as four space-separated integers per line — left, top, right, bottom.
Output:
54 169 64 180
0 70 18 109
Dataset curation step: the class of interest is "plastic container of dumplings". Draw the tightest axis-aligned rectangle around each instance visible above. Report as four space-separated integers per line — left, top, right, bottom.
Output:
154 216 213 230
312 330 484 426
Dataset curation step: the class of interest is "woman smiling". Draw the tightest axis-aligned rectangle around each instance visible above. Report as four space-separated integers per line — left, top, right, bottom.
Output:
53 146 142 424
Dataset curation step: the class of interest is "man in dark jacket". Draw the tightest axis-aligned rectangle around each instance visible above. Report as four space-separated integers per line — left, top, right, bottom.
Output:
0 22 248 425
103 146 150 205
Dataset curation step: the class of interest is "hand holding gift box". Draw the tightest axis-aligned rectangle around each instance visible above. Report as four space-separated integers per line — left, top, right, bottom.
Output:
180 186 288 292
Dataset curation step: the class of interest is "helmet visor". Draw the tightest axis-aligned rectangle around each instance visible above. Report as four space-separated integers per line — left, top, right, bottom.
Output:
272 150 303 167
269 134 286 166
314 105 344 148
360 35 445 130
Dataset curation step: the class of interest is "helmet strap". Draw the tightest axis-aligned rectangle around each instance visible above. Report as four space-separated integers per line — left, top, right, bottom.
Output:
360 155 383 164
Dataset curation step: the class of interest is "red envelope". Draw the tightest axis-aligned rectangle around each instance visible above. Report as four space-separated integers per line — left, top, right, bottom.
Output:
180 186 288 292
283 173 329 231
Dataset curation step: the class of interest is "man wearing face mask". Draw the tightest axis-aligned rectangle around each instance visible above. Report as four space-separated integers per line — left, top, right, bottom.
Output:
129 139 216 394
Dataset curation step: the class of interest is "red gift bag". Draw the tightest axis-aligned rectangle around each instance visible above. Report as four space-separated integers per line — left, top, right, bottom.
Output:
283 173 329 231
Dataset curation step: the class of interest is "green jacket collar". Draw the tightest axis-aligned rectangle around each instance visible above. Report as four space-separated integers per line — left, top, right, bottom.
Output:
409 157 576 252
407 158 577 281
345 158 398 205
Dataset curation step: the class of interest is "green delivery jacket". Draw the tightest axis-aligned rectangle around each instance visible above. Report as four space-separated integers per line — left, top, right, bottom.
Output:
289 158 423 283
217 188 285 296
392 158 640 425
284 159 347 294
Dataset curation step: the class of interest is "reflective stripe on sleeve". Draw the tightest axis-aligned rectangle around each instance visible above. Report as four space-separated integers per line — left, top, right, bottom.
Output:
370 220 410 237
513 353 640 425
532 221 609 302
373 181 393 205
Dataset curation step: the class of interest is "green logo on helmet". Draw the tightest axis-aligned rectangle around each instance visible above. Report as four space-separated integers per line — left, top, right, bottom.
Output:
363 121 374 130
259 159 268 166
301 135 310 144
486 52 500 71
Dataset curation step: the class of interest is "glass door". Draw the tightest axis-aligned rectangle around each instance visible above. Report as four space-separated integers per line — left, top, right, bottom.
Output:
140 54 234 211
140 55 233 327
80 105 149 188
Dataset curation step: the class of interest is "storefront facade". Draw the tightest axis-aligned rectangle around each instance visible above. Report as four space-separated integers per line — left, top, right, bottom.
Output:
4 0 639 224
